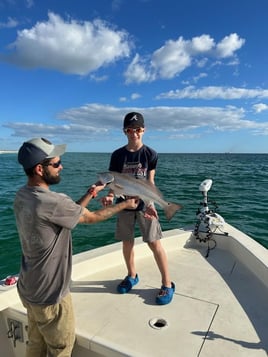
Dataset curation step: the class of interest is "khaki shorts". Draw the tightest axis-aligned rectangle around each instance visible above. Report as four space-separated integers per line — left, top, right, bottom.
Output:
20 293 75 357
115 210 163 242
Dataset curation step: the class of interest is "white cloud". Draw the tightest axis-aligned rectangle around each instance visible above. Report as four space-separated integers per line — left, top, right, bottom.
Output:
2 12 131 75
192 72 207 83
151 37 192 79
131 93 141 100
253 103 268 113
1 15 245 84
124 54 154 83
215 33 245 58
156 86 268 100
0 17 18 28
124 33 245 83
118 93 141 102
191 34 215 53
5 103 268 142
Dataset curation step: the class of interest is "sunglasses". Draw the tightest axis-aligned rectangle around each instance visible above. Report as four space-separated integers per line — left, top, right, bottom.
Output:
124 127 144 134
43 160 62 168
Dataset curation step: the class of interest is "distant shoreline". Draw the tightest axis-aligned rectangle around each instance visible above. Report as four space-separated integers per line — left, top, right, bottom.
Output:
0 150 17 154
0 150 266 155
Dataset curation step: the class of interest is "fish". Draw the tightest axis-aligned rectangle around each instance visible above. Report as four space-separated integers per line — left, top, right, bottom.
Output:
98 171 182 221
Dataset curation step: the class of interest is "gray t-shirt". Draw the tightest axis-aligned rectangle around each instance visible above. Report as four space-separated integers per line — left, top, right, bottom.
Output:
14 185 83 305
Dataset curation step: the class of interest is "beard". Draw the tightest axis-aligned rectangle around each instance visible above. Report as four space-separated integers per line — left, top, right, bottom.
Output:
42 167 61 185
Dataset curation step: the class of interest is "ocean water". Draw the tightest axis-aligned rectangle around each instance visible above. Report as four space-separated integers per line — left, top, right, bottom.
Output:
0 152 267 280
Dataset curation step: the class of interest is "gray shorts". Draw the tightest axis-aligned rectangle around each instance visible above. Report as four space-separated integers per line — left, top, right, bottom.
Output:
115 210 163 242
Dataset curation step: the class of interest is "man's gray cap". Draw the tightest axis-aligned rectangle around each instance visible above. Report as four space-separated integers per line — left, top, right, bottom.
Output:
18 137 66 170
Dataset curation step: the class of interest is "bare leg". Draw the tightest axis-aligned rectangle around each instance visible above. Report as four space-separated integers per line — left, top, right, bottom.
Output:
147 240 171 287
122 240 136 278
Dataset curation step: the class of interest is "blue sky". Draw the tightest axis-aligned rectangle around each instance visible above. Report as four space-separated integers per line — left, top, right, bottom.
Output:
1 0 268 153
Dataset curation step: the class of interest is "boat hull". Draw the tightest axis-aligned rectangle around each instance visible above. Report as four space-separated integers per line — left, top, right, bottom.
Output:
1 223 267 356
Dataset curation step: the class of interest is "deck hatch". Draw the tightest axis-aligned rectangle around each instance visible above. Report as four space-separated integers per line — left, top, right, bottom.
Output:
149 317 168 330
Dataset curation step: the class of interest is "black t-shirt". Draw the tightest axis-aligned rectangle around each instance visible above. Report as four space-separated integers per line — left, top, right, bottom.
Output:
109 145 158 210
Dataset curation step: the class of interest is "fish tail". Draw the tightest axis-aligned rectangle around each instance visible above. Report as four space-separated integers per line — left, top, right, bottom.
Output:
164 203 182 221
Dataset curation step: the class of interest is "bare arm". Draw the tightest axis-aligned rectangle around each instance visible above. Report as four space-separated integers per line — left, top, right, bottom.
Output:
76 182 105 207
79 198 138 224
147 169 156 185
144 169 158 219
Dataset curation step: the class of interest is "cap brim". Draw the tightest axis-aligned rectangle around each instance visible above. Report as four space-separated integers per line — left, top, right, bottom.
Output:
46 144 66 158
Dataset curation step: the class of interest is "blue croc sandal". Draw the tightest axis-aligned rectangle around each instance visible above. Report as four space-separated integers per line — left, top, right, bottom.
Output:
156 282 175 305
117 274 139 294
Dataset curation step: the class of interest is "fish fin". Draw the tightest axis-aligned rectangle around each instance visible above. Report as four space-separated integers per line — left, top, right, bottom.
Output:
164 203 182 221
97 172 114 185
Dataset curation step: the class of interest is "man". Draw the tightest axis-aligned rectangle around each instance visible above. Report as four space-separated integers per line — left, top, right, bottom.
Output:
102 112 175 305
14 137 138 357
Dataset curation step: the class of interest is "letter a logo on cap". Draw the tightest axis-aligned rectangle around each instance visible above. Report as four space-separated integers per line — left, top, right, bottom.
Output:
130 114 138 122
123 112 144 128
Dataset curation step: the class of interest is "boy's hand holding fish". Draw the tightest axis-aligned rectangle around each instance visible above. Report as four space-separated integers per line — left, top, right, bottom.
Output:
143 203 158 220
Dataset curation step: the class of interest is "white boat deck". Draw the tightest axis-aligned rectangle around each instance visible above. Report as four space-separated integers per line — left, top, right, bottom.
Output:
1 223 268 356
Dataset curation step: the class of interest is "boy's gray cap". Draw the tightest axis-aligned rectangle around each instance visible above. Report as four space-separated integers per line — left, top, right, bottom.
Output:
18 137 66 170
